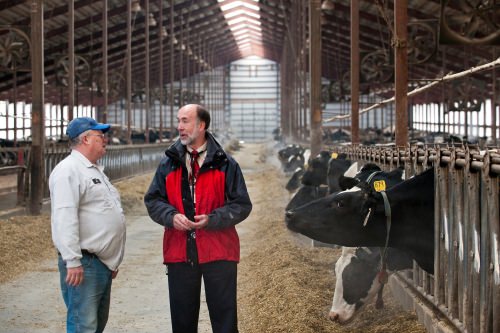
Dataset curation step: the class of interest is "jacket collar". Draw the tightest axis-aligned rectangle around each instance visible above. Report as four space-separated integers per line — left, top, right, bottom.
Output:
70 149 104 172
166 132 226 165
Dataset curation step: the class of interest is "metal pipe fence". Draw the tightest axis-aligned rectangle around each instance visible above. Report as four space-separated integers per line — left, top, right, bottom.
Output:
330 144 500 333
0 143 171 204
43 143 171 197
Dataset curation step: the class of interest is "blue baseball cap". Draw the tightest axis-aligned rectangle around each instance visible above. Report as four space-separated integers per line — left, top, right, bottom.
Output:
66 117 111 139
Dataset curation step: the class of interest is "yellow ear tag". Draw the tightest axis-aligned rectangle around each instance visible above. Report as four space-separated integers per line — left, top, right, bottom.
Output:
373 180 386 192
331 152 338 159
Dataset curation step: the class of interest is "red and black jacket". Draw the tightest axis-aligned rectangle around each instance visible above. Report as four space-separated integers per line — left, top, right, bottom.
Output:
144 133 252 264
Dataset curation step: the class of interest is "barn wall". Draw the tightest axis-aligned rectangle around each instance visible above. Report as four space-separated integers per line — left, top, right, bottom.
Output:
228 56 280 142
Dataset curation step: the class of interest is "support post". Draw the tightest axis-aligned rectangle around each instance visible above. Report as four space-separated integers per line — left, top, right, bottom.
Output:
309 0 323 157
351 0 360 144
394 0 409 146
29 0 45 215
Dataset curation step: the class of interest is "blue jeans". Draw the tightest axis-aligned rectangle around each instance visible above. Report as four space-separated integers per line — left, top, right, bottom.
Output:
58 253 113 333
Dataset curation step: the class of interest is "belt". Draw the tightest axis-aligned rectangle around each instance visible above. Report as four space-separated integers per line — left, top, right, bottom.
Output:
81 249 97 257
57 249 96 258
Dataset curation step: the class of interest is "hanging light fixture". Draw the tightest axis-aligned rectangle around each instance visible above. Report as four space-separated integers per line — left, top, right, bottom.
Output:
321 0 335 13
131 0 141 12
148 13 157 27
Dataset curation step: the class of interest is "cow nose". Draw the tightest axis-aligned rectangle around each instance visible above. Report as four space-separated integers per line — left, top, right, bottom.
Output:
285 210 294 219
328 311 339 322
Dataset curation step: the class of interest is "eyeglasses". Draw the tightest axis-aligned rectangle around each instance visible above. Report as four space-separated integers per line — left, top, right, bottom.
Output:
86 133 106 140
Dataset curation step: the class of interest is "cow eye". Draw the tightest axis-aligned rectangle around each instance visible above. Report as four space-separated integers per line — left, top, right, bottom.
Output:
336 200 344 208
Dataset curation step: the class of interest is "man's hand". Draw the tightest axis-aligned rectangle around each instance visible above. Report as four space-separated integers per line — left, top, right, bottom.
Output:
66 266 84 286
112 269 119 279
173 213 195 231
173 213 208 230
193 214 209 229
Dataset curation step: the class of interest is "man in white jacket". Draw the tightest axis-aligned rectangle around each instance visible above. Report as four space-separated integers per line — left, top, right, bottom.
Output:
49 117 126 333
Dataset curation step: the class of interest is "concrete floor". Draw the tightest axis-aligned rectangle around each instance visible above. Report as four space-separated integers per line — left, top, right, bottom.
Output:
0 215 212 333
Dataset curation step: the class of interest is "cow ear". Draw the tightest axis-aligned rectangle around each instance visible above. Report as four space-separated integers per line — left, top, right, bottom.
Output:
339 175 360 190
392 167 404 178
359 162 381 173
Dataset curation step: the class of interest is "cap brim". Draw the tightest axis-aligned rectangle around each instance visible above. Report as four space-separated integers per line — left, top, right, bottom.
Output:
91 123 111 133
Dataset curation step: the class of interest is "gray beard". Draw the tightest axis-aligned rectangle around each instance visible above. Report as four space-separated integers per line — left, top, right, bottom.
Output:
180 137 192 146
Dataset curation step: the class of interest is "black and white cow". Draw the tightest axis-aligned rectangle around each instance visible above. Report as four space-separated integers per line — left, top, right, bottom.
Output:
285 167 435 274
337 163 405 194
324 163 406 320
301 150 333 187
329 246 413 323
286 163 411 323
278 144 304 162
327 158 355 193
285 150 329 193
283 153 306 174
285 185 329 211
285 154 353 211
326 164 409 322
285 167 305 193
286 162 403 216
277 144 307 174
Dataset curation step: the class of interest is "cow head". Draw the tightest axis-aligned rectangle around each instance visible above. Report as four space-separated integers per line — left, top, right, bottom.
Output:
285 183 384 246
285 167 305 193
338 164 404 192
285 185 328 211
301 151 331 186
286 164 406 246
327 159 355 193
329 246 414 323
329 247 382 323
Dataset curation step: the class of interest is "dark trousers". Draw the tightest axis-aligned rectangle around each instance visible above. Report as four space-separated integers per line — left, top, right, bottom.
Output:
167 261 238 333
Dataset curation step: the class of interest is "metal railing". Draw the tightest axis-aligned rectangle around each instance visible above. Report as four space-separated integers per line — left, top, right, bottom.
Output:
42 143 171 198
331 144 500 333
0 143 171 208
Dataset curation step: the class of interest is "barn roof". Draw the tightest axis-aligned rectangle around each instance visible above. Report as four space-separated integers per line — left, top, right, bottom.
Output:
0 0 498 106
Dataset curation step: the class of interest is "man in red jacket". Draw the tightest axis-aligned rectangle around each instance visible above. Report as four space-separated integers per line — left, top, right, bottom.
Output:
144 104 252 333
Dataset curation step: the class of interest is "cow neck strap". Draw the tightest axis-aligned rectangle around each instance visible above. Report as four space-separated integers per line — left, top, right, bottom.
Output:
378 190 392 284
361 171 383 226
365 170 382 184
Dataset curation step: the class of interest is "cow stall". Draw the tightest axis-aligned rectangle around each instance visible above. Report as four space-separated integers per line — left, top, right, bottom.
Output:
329 144 499 333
